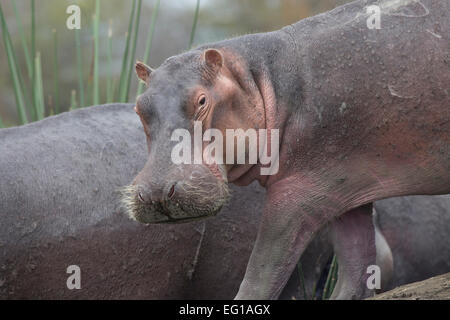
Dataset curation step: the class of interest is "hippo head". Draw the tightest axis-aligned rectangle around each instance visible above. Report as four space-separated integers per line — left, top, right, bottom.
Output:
121 48 267 224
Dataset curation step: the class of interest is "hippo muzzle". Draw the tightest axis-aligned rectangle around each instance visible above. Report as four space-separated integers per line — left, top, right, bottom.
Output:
121 163 229 224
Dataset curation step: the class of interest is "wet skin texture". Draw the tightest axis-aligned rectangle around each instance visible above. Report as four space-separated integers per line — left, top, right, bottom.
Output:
129 0 449 299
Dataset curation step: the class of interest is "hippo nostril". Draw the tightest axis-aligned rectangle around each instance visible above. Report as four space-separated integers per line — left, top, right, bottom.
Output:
138 192 145 203
168 184 175 199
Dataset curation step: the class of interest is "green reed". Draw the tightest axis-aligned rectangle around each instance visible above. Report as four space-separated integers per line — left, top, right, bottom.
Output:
118 0 137 103
136 0 160 97
0 1 28 124
106 20 114 103
34 52 45 120
70 90 77 110
1 0 201 127
74 28 85 108
92 0 100 106
124 0 142 102
189 0 201 49
12 0 32 80
53 29 59 114
322 254 338 300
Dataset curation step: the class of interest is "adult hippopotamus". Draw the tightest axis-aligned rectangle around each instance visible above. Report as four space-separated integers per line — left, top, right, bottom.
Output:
0 104 266 299
125 0 450 299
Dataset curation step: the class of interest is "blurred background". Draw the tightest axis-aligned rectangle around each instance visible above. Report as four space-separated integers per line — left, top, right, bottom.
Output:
0 0 352 127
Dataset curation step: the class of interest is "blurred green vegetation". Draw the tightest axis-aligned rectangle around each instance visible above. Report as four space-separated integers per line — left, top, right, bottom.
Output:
0 0 165 126
0 0 352 128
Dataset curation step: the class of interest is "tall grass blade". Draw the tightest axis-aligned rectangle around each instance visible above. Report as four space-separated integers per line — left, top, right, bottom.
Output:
7 12 34 122
12 0 32 79
311 282 318 301
75 28 85 108
8 4 33 121
0 2 28 124
106 20 113 103
0 115 4 128
136 0 160 97
296 260 308 300
52 29 59 114
118 0 137 102
10 27 34 122
92 0 100 105
329 257 339 295
34 52 45 120
189 0 200 49
322 254 337 300
70 90 77 110
48 94 54 115
31 0 35 63
111 79 116 104
10 1 34 121
31 0 37 117
124 0 142 102
86 38 95 107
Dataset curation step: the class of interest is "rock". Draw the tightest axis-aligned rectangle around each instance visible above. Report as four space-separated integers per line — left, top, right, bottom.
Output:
369 273 450 300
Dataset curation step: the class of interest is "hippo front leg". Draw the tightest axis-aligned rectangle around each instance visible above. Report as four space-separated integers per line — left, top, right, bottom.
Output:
235 182 336 300
329 204 377 300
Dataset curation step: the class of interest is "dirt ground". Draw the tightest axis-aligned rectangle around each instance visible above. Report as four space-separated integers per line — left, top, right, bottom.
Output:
370 273 450 300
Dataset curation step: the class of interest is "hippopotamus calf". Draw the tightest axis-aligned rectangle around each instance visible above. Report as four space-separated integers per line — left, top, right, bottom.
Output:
125 0 449 300
0 104 266 299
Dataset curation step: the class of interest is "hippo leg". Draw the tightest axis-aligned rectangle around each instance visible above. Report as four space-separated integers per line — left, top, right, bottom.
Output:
373 208 394 292
329 204 376 300
235 182 335 300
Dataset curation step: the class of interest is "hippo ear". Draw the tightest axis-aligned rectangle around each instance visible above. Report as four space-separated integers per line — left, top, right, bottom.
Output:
203 49 223 74
135 61 154 85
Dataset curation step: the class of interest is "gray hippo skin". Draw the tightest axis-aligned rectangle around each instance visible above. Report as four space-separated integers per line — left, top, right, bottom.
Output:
375 195 450 290
0 104 265 299
284 195 450 300
234 0 449 299
125 0 449 300
0 103 358 300
0 105 446 300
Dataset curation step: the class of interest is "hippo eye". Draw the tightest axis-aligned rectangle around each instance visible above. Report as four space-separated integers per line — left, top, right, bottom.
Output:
194 94 209 121
198 94 206 106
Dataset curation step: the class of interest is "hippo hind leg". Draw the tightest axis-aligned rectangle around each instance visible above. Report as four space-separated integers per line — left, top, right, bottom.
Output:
329 204 377 300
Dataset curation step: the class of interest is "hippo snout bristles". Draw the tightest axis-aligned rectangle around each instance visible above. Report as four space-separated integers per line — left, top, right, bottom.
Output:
119 179 231 224
119 184 141 222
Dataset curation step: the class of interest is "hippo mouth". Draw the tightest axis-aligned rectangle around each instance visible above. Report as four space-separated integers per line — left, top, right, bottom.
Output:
122 192 226 224
152 215 211 224
119 166 230 224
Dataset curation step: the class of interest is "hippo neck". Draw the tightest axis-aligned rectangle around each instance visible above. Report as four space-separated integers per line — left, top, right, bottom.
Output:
199 30 302 127
198 30 304 186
